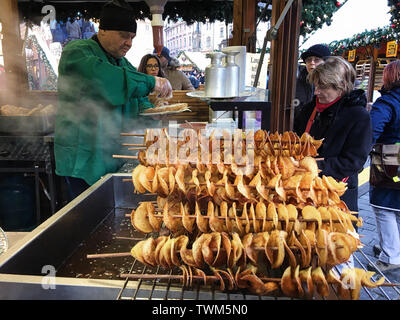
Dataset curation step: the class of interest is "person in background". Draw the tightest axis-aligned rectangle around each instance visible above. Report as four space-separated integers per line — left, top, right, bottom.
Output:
199 72 205 85
55 1 172 201
188 72 200 89
66 17 82 42
294 56 372 214
138 54 165 78
50 18 57 42
53 22 65 44
60 20 68 44
155 46 194 90
138 54 166 107
295 44 331 113
82 18 96 39
368 60 400 272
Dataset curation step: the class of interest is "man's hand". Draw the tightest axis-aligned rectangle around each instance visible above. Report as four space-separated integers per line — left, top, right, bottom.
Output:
154 77 173 98
154 97 168 107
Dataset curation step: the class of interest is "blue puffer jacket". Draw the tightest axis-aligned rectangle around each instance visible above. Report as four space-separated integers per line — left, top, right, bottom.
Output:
369 86 400 210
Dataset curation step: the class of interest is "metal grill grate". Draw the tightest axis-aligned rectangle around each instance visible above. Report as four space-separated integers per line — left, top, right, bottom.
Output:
115 215 400 301
0 137 50 162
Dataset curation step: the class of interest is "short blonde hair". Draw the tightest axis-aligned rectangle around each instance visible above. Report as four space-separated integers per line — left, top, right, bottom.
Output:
308 56 356 94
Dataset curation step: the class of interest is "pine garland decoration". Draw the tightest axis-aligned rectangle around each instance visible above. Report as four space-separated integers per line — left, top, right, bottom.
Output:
18 0 345 37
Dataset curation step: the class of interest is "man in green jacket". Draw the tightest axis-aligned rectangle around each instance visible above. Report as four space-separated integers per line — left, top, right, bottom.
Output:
55 1 172 200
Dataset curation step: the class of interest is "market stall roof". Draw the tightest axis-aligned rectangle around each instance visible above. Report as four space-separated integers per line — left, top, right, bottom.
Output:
300 0 391 50
16 0 235 24
177 51 209 72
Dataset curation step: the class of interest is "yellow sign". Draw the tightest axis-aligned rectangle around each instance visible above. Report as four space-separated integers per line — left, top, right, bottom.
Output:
348 49 356 62
386 41 398 58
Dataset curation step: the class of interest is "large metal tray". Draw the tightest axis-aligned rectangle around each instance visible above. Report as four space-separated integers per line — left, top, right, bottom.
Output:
0 173 242 300
0 114 55 135
0 173 146 299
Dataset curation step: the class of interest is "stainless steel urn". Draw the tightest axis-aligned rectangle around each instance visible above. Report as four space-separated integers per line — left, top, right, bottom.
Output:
223 50 240 97
205 52 227 98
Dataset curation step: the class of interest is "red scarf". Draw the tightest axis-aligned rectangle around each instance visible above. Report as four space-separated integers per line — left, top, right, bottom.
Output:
305 95 348 182
305 96 342 133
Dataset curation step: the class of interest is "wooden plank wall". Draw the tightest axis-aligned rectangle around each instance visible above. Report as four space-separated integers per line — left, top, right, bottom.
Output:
0 89 211 123
159 90 211 123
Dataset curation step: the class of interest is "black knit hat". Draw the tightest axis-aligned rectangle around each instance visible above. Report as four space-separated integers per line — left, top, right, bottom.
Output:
99 1 137 33
301 44 331 63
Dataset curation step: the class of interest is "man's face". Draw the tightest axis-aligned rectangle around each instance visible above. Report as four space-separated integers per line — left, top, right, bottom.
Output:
305 56 324 73
99 30 136 59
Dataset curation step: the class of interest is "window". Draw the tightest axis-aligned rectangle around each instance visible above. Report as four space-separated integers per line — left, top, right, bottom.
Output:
206 36 211 48
220 26 224 38
184 38 186 47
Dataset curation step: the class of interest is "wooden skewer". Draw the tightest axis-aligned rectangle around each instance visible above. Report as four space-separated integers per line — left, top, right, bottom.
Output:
86 244 344 260
119 273 281 283
122 132 320 146
113 155 138 159
120 133 145 136
115 236 145 241
128 147 147 151
124 212 351 224
87 252 131 259
123 143 148 147
114 154 324 163
121 145 309 152
121 178 341 193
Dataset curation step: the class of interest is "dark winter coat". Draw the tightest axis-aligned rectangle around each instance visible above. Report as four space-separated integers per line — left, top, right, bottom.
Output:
294 89 372 211
294 65 314 114
369 86 400 211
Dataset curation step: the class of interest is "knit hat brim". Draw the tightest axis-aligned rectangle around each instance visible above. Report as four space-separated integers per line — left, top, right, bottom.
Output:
301 44 331 62
99 1 137 33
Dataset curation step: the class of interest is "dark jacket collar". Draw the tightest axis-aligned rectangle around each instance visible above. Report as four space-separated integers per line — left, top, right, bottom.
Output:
318 89 367 115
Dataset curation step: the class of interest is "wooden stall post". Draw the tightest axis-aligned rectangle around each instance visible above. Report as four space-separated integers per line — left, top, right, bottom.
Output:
231 0 257 52
269 0 302 133
0 0 28 102
145 0 168 55
231 0 243 46
366 47 379 103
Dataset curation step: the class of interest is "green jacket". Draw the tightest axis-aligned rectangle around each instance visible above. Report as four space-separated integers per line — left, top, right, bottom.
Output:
55 38 155 185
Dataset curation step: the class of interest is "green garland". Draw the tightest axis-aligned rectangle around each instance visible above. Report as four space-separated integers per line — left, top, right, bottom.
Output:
328 25 399 56
18 0 345 37
25 35 58 90
388 0 400 34
323 1 399 56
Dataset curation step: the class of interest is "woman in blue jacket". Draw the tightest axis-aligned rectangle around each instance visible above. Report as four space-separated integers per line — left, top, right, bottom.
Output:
369 60 400 272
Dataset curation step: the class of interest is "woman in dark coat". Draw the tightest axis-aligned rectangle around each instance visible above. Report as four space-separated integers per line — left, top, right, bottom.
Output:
294 56 372 213
368 60 400 272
